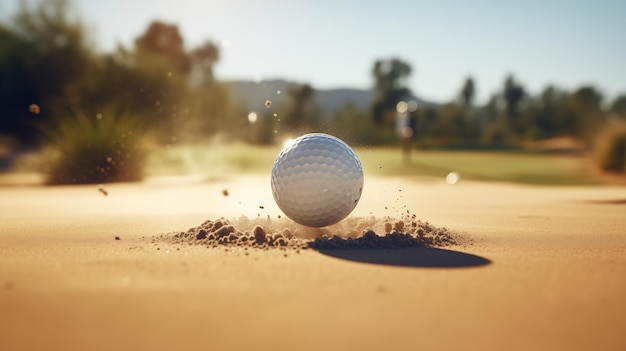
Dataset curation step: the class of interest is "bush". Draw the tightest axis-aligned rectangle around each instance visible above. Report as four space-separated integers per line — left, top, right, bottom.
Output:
42 108 147 184
596 122 626 174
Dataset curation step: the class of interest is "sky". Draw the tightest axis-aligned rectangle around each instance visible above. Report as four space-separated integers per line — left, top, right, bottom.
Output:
3 0 626 104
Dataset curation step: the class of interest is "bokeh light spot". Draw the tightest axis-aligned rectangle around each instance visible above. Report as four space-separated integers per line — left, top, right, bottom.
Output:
248 112 258 123
396 101 408 113
446 172 460 185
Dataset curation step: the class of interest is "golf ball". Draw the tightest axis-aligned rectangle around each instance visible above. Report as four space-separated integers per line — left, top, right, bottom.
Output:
271 133 364 227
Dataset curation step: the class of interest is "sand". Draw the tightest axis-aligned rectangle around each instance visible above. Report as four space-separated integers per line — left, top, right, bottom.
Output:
1 175 626 351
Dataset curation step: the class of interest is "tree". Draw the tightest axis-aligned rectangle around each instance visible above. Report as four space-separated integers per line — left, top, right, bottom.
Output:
134 21 190 74
460 77 476 107
190 41 220 87
433 103 465 144
610 94 626 119
133 22 238 142
282 84 318 133
475 93 516 146
567 86 604 140
0 0 91 144
324 103 388 146
525 85 564 140
370 58 413 126
503 75 525 118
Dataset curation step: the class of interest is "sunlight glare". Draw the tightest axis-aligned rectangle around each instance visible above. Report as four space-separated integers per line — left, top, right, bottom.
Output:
283 138 295 149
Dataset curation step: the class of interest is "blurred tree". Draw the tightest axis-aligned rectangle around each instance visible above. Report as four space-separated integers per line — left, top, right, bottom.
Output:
370 58 412 127
476 93 516 146
572 86 603 112
132 22 235 143
521 85 563 140
430 103 481 146
324 103 388 146
485 93 505 121
560 86 605 142
610 94 626 119
460 77 476 107
0 23 34 143
132 21 230 143
0 0 245 183
135 21 190 74
282 84 318 134
454 77 482 145
413 106 439 148
0 0 91 144
502 75 531 139
433 103 466 144
181 82 245 142
66 49 188 141
190 41 220 87
503 75 526 119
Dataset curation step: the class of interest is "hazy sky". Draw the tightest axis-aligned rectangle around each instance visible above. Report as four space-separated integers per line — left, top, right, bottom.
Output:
4 0 626 104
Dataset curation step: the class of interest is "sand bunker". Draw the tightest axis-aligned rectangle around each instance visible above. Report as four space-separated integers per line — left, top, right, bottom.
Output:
155 214 459 251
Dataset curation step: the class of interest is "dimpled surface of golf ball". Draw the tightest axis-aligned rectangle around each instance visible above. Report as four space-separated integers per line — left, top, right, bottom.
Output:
271 133 364 227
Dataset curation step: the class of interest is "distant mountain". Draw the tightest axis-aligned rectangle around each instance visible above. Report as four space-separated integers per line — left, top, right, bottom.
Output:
225 79 433 115
315 88 373 114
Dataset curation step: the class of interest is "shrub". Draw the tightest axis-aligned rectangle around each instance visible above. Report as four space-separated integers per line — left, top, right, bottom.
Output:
595 122 626 174
42 108 147 184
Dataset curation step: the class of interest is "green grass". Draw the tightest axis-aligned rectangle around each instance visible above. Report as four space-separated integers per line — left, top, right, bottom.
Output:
147 143 280 176
360 149 595 185
146 144 597 185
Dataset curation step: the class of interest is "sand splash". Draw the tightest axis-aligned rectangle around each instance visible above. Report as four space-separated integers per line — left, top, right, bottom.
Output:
155 214 459 251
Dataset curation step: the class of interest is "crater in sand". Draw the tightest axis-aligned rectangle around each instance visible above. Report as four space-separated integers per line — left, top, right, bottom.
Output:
153 214 462 251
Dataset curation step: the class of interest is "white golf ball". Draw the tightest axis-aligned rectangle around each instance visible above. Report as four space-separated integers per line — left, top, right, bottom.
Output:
271 133 364 227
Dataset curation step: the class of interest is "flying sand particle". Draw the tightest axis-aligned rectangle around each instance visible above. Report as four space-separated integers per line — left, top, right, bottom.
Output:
29 104 40 114
98 186 108 196
265 100 272 108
